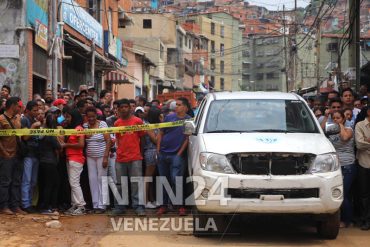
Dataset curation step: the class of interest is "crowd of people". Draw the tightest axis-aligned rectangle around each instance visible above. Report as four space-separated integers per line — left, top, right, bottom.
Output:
0 83 369 232
0 84 195 217
306 84 370 230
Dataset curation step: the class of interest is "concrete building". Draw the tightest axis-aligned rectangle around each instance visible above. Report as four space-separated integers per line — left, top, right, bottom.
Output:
242 33 316 92
0 0 125 100
318 34 370 83
119 13 193 99
183 11 242 91
182 22 210 90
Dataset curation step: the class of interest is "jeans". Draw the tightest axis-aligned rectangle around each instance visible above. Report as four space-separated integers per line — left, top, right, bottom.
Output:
157 152 185 207
38 163 59 210
0 156 23 209
357 165 370 222
108 153 117 184
114 160 143 210
21 157 39 208
67 161 86 207
86 157 107 209
341 164 356 224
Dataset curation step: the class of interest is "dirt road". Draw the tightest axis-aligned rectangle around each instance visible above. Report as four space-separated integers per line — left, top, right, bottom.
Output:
0 213 369 247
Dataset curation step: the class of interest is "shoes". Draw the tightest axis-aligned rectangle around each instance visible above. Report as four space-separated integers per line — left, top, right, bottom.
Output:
0 208 15 215
64 205 77 215
178 207 186 216
361 221 370 231
145 202 157 209
94 208 106 214
70 206 86 216
110 208 125 216
40 209 59 216
135 208 146 217
12 207 27 215
22 206 37 214
156 206 167 216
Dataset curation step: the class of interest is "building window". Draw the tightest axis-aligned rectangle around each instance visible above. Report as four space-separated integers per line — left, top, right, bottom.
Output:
89 0 101 22
220 43 224 57
220 78 225 91
256 73 264 80
185 37 188 47
266 72 279 79
220 26 224 38
143 19 152 29
210 58 215 70
220 61 224 74
211 40 215 53
108 8 113 32
160 44 164 60
256 51 264 57
210 76 215 87
211 22 215 35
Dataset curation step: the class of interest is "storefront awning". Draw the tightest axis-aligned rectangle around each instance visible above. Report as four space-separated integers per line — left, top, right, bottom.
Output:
64 35 115 70
106 71 137 84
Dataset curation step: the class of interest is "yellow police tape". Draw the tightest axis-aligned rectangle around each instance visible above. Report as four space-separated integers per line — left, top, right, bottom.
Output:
0 120 189 136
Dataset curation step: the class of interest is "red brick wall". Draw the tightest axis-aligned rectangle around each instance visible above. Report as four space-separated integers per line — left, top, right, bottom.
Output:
27 30 33 101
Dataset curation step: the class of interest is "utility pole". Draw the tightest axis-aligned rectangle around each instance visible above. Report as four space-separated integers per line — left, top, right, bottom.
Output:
293 0 297 90
91 40 95 88
283 5 289 92
348 0 361 92
47 0 59 98
316 21 321 95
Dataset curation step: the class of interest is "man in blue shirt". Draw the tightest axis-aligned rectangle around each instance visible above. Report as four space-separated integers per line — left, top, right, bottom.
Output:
157 97 191 216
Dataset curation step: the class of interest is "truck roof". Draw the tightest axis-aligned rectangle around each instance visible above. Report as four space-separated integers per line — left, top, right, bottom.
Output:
210 91 300 101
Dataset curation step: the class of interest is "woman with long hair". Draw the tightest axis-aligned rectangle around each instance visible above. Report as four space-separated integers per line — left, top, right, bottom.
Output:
61 106 86 215
83 106 111 214
329 110 356 228
144 107 163 208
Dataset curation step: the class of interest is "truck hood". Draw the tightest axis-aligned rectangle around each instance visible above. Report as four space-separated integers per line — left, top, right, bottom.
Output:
201 133 334 155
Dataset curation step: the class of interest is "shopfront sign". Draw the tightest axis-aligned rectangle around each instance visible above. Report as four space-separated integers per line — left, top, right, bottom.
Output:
62 0 103 48
35 20 48 50
0 45 19 58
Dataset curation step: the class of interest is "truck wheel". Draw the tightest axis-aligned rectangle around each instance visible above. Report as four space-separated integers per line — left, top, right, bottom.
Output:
316 211 340 239
192 209 228 237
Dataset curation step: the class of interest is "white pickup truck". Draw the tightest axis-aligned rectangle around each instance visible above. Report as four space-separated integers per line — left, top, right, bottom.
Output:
185 92 343 239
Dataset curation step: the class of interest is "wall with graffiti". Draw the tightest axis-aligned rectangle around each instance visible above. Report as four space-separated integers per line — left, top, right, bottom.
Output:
0 0 29 100
0 59 24 98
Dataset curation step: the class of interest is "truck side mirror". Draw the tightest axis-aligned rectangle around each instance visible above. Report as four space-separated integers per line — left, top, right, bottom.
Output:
184 120 196 135
325 123 340 136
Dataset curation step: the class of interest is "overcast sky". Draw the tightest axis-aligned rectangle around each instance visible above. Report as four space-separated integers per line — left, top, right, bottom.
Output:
246 0 310 11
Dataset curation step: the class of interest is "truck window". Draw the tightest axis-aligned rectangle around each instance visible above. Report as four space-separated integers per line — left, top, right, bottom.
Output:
204 99 319 133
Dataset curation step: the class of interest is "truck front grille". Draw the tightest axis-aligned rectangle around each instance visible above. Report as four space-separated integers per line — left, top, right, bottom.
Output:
226 188 320 199
228 153 315 175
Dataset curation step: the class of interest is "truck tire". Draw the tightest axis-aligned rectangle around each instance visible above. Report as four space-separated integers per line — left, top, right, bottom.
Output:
316 211 340 239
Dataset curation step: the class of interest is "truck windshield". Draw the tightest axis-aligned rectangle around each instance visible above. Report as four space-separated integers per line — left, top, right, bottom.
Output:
204 99 319 133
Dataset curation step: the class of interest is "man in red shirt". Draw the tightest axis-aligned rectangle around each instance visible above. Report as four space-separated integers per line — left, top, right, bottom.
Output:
112 99 146 216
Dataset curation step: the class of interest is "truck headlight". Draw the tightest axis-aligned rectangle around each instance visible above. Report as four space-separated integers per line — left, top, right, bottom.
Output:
199 153 235 174
310 153 339 173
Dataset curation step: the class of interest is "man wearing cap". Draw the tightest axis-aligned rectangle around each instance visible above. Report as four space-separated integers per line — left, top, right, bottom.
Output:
53 99 67 111
88 86 97 101
355 106 370 230
20 101 42 213
0 97 25 215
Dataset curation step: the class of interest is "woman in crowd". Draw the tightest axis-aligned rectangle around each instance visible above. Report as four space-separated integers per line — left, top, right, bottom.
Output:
329 110 356 228
38 114 62 215
83 107 111 214
61 106 86 216
144 107 163 208
344 108 353 123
